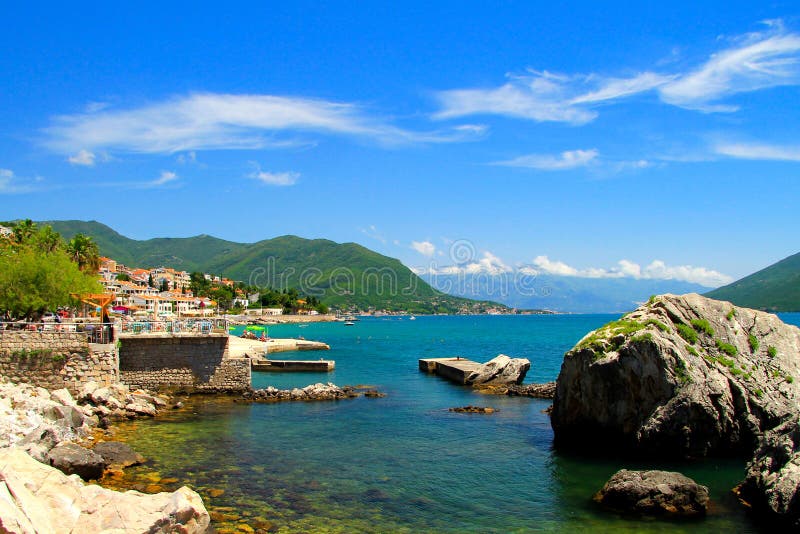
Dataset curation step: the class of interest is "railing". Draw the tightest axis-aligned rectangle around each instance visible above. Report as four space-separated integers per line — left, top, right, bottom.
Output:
0 322 114 344
117 318 229 336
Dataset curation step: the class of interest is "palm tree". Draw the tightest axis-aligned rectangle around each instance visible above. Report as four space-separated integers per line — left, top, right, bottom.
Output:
66 233 101 272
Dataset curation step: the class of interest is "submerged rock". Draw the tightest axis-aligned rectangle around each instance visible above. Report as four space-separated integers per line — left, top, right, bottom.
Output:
93 441 146 469
449 406 496 414
594 469 709 518
552 294 800 457
0 448 209 533
467 354 530 386
245 383 382 402
506 382 557 399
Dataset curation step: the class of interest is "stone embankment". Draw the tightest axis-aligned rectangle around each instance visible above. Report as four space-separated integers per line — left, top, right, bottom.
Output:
0 379 209 532
551 293 800 526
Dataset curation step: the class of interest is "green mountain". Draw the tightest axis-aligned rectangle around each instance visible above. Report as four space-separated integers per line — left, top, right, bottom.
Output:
43 220 506 313
705 251 800 312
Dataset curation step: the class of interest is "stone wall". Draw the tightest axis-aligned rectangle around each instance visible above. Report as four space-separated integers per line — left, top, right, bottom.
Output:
118 334 250 392
0 331 118 395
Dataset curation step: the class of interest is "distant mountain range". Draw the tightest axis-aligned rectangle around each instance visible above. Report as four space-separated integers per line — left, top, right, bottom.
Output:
42 220 506 314
418 272 710 314
706 251 800 312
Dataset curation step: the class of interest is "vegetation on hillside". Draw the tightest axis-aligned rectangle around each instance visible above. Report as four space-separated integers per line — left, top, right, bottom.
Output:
45 220 506 313
706 251 800 311
0 220 101 319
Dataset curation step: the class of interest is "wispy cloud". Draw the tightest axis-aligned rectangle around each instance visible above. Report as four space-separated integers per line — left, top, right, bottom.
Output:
360 225 387 244
44 92 483 156
152 170 178 186
715 141 800 161
68 149 96 166
411 240 437 257
660 23 800 111
248 169 299 186
531 255 732 287
0 168 42 194
434 22 800 122
495 148 598 170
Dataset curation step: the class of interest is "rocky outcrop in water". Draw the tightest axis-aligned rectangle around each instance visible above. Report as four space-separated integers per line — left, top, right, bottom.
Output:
0 448 209 533
552 294 800 457
449 406 496 414
552 293 800 524
594 469 709 517
244 383 384 402
740 415 800 528
467 354 530 386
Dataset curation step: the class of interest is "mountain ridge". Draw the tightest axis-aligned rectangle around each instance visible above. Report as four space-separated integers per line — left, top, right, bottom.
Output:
41 220 507 313
705 251 800 312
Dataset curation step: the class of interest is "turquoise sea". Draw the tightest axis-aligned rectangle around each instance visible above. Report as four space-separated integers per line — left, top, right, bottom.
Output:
113 313 800 533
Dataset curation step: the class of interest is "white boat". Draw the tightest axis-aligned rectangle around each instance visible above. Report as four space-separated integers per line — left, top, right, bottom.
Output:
409 316 417 321
344 321 355 326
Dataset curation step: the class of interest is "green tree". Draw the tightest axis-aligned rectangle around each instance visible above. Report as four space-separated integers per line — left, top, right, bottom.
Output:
116 273 131 281
159 279 169 292
0 245 101 319
65 233 100 272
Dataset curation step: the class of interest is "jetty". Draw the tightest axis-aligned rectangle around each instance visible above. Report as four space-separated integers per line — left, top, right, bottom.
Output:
251 359 335 372
228 336 330 358
419 357 483 385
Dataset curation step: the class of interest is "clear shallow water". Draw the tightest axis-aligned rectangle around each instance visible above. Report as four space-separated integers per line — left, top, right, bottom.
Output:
111 314 800 533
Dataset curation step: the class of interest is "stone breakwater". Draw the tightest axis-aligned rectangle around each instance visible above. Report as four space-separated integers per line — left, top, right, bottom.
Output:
0 379 210 533
244 383 385 402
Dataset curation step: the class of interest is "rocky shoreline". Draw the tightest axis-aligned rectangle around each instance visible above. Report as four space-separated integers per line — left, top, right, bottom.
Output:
0 377 387 533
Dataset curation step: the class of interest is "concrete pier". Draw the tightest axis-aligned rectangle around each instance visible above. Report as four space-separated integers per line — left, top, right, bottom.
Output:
251 359 335 372
418 357 483 385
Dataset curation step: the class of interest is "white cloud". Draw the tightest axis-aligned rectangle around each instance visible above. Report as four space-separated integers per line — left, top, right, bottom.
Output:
530 255 732 287
420 250 512 275
68 149 96 166
250 170 299 186
660 26 800 111
0 168 39 194
411 240 436 257
361 225 387 244
434 70 597 124
715 142 800 161
44 92 482 155
532 255 578 276
0 168 13 190
152 171 178 186
495 149 598 170
434 22 800 122
176 151 198 164
571 72 673 104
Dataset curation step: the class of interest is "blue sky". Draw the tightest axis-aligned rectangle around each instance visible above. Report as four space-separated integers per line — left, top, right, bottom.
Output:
1 2 799 287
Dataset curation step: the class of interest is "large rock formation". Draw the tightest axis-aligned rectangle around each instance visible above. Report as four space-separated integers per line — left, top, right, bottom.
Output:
552 294 800 457
740 415 800 528
551 293 800 524
594 469 709 517
467 354 530 386
0 448 209 533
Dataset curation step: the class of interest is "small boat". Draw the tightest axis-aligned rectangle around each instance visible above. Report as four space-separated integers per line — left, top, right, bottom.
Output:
298 324 309 328
409 316 417 321
344 321 355 326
